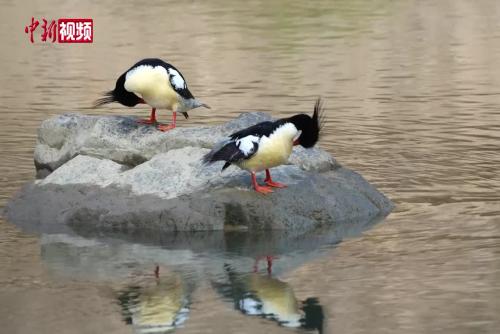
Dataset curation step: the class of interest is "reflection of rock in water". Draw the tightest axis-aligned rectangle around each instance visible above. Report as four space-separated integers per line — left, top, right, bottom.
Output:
39 217 381 282
117 273 190 333
214 265 324 333
37 221 377 334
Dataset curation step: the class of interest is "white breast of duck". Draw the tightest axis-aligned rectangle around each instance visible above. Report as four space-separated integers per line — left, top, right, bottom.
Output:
123 60 193 112
238 123 300 172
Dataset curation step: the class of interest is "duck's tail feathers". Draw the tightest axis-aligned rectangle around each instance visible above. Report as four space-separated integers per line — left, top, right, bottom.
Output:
93 90 115 108
202 143 229 164
202 150 216 165
202 140 239 172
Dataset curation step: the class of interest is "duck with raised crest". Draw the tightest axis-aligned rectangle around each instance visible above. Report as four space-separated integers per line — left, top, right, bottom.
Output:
94 58 210 131
203 99 325 194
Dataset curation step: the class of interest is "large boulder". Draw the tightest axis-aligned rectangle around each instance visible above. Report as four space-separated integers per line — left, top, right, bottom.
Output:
5 112 393 232
34 112 336 176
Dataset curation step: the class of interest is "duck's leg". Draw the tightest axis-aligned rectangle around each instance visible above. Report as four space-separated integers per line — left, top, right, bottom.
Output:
253 255 278 275
264 169 287 188
157 112 176 132
251 172 273 194
154 265 159 278
266 255 274 275
137 108 157 125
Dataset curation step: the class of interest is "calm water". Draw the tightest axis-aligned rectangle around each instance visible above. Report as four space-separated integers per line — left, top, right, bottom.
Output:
1 0 500 333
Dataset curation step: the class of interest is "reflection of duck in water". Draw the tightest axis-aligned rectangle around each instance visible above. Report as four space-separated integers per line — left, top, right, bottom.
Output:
214 263 324 333
117 271 190 333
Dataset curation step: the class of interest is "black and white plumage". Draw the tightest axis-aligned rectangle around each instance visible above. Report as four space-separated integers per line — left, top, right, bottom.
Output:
203 99 325 193
213 265 324 333
117 272 190 332
94 58 210 131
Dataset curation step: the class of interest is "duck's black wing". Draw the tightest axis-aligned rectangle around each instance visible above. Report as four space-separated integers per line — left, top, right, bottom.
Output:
203 135 260 171
203 119 286 171
229 119 285 140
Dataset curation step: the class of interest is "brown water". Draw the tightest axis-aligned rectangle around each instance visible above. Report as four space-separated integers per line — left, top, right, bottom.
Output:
1 0 500 333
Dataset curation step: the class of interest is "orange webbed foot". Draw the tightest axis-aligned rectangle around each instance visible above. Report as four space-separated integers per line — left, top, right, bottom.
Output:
156 124 176 132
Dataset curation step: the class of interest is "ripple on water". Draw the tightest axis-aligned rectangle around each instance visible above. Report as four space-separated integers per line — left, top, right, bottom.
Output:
1 0 500 333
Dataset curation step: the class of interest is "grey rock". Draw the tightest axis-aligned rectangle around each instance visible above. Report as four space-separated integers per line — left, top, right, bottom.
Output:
7 156 392 232
5 112 393 233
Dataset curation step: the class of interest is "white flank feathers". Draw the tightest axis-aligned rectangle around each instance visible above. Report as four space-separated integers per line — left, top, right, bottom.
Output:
123 65 179 109
167 68 186 90
237 123 299 172
236 135 260 156
239 298 262 315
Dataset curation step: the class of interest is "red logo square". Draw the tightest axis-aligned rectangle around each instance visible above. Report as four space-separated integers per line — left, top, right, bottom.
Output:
58 18 93 43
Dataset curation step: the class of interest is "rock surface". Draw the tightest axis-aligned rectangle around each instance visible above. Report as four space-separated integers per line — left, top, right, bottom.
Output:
34 112 336 176
6 112 393 232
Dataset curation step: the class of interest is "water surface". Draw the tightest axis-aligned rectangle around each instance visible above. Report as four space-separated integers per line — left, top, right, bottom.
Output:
1 0 500 333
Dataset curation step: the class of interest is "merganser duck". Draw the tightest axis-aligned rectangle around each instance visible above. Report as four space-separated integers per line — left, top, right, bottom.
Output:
118 271 190 333
203 98 325 194
94 58 210 131
214 264 324 333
